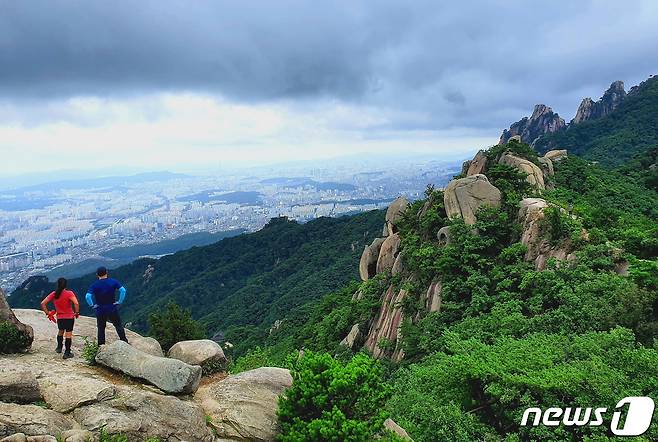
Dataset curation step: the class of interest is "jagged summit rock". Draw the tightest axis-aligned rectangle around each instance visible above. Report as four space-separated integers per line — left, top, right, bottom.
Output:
499 104 566 145
572 80 626 124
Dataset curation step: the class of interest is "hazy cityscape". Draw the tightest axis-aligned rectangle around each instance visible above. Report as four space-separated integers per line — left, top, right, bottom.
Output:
0 155 461 291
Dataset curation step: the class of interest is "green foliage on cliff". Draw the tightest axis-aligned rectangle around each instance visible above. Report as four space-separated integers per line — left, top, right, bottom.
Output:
534 76 658 166
148 302 206 351
0 321 31 353
277 352 392 442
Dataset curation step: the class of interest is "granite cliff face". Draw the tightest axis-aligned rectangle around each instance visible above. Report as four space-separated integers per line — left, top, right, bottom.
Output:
572 81 626 124
499 104 566 146
347 146 576 362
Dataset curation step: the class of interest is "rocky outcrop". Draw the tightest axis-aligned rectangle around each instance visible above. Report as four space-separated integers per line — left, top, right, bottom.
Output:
0 289 33 351
95 340 202 394
376 234 401 274
544 149 568 162
359 237 386 281
0 370 41 404
0 403 75 438
73 386 215 441
436 226 451 245
466 150 488 176
168 339 226 368
384 418 413 440
196 367 293 442
499 104 566 145
422 281 442 313
572 81 626 124
518 198 575 270
443 174 502 225
340 324 362 349
498 153 545 189
385 197 409 236
364 287 406 361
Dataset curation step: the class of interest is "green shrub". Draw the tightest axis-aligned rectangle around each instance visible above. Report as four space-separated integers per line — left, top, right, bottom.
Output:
148 302 206 351
0 320 31 354
81 337 99 365
277 351 392 441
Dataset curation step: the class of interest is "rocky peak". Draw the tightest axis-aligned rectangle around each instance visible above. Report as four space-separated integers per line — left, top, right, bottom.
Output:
499 104 566 146
572 80 626 124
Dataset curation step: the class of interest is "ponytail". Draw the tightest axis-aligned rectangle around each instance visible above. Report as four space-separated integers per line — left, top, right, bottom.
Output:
55 277 67 299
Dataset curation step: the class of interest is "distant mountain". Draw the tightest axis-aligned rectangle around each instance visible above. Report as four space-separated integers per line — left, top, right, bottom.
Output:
499 75 658 166
9 210 385 356
11 171 189 193
534 76 658 165
260 177 357 191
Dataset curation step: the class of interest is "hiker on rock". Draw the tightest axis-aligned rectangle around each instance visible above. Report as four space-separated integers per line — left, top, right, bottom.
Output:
85 266 129 345
40 277 80 359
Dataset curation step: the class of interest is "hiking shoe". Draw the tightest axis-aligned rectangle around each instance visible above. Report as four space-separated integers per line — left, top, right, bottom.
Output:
55 345 62 353
63 351 74 359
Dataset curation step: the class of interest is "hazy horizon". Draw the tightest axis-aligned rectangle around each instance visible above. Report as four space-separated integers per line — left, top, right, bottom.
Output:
1 1 657 175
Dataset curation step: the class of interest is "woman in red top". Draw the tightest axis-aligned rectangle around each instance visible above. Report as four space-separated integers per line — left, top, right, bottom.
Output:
40 278 80 359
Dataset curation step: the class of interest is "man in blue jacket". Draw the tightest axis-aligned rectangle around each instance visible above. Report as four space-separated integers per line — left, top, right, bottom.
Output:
85 267 129 345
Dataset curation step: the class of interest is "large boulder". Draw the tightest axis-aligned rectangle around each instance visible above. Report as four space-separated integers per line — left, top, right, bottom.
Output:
359 237 386 281
0 289 33 352
544 149 568 162
385 197 409 236
0 403 75 438
443 174 502 225
0 369 41 404
39 374 115 413
376 234 401 274
168 339 226 368
498 153 545 189
466 150 488 176
196 367 293 442
73 386 214 442
130 336 164 357
95 340 202 394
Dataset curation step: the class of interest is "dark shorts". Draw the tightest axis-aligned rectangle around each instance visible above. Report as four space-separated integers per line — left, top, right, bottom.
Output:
57 318 75 332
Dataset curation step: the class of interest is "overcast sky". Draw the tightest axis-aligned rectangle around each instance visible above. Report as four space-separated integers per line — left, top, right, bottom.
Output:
1 1 657 176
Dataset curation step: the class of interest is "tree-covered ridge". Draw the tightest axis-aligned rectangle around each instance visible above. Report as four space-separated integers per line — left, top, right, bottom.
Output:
243 144 658 441
533 75 658 166
9 210 385 356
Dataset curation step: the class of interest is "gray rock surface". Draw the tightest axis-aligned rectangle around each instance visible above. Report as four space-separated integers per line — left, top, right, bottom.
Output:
95 340 202 394
0 369 41 404
168 339 226 367
359 237 386 281
73 386 214 441
340 324 361 349
39 374 115 413
544 149 568 162
385 197 409 235
466 150 488 176
499 153 545 189
443 174 502 225
376 234 401 274
0 403 75 438
196 367 293 442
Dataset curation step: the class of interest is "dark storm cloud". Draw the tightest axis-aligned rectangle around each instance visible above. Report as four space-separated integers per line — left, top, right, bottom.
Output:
1 0 657 130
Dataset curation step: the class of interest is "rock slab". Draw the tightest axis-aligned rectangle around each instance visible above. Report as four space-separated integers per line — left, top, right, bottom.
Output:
95 340 202 394
0 369 41 404
196 367 293 442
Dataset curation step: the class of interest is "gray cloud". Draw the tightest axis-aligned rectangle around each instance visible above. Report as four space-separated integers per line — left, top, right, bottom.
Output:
1 0 657 131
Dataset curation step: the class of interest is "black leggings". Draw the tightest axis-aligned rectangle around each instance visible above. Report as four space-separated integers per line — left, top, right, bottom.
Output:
96 311 128 345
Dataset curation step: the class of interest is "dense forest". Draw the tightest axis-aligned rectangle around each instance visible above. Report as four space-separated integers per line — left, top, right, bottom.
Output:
533 75 658 166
